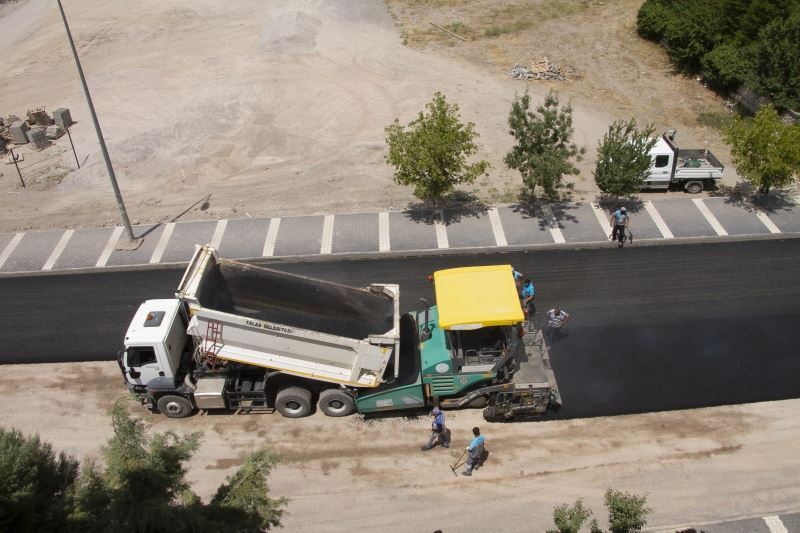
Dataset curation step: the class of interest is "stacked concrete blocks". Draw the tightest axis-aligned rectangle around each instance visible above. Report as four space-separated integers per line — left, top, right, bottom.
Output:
27 127 48 150
52 108 73 130
10 121 29 144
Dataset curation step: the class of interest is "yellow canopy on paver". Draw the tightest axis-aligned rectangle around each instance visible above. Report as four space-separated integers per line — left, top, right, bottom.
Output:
433 265 524 330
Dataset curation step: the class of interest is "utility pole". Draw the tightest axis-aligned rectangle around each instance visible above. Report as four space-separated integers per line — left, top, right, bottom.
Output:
7 146 25 188
56 0 134 241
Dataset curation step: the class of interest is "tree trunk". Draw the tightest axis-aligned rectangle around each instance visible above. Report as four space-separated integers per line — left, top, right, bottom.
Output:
758 183 771 195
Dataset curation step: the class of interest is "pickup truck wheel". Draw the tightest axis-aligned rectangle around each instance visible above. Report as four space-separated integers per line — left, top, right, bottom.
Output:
318 389 355 417
156 395 193 419
275 386 313 418
685 181 704 194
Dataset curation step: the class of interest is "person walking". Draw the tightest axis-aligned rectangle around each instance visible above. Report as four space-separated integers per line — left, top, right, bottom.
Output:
421 407 450 450
520 278 536 318
462 427 485 476
609 206 629 247
545 306 570 343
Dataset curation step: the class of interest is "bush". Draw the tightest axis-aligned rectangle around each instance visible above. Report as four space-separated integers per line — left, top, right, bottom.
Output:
701 44 752 90
636 0 670 40
605 488 652 533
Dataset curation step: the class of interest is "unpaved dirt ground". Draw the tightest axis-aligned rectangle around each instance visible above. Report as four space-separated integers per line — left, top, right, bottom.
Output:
1 361 798 532
0 0 741 233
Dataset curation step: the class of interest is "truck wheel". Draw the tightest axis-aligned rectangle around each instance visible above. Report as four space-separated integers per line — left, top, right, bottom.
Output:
318 389 355 417
275 386 313 418
156 395 193 419
685 181 704 194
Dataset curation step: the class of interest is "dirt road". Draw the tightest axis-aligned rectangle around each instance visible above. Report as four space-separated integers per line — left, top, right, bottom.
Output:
0 0 736 233
1 361 797 531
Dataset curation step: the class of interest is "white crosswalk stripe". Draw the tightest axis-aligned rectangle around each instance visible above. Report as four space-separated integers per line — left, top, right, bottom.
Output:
435 210 449 248
262 218 281 257
43 230 75 270
755 211 781 234
210 219 228 249
488 207 507 247
95 227 123 267
149 223 175 263
540 205 565 244
644 201 674 239
0 233 24 270
379 212 390 251
321 215 334 254
763 515 789 533
590 203 610 238
692 198 728 236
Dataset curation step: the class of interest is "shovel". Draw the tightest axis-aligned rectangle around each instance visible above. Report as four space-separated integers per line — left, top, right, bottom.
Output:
449 449 467 477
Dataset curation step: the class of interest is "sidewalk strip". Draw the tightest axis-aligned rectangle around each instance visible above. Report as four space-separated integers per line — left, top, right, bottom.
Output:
149 223 175 264
210 219 228 249
435 210 449 249
0 233 24 270
321 215 334 254
763 515 789 533
755 211 781 234
590 203 610 238
644 201 674 239
96 227 123 267
42 230 75 271
378 212 390 252
488 207 508 247
692 198 728 236
262 217 281 257
540 205 565 244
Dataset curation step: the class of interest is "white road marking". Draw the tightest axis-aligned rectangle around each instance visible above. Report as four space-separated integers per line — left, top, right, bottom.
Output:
0 233 24 270
149 223 175 264
435 210 449 249
42 229 75 270
210 219 228 249
692 198 728 236
95 226 123 267
488 207 507 247
644 201 675 239
263 217 281 257
540 205 565 244
378 212 390 252
590 203 610 239
755 211 781 234
321 214 334 254
763 515 789 533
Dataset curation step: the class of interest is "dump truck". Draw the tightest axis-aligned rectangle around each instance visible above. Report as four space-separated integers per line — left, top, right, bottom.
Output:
119 245 561 421
643 129 724 193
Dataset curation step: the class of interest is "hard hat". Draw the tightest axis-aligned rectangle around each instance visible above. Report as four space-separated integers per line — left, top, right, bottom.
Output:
432 407 441 415
621 206 627 212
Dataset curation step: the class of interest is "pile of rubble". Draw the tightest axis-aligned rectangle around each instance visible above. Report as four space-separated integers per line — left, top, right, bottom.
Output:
509 58 577 81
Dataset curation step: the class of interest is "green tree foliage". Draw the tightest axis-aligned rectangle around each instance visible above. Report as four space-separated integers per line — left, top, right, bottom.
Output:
0 404 287 532
637 0 800 108
604 488 652 533
593 119 657 197
504 92 584 197
547 498 592 533
749 11 800 110
385 92 489 209
722 105 800 194
0 428 79 532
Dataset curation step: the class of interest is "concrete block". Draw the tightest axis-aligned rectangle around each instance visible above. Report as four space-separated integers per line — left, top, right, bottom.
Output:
52 108 73 129
45 125 62 139
10 121 29 144
28 128 48 150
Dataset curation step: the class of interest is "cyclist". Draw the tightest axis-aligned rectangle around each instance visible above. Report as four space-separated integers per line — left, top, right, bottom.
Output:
609 206 629 247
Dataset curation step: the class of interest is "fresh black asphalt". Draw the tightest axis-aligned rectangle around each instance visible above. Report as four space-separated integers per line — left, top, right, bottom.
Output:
2 238 799 419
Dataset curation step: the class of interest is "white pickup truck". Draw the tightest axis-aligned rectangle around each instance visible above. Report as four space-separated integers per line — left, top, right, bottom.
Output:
643 130 724 193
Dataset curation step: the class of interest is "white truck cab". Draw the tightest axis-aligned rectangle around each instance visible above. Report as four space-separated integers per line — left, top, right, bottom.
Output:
644 130 724 193
121 299 187 387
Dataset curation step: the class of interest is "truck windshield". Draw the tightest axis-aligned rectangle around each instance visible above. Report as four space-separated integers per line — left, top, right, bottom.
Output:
127 346 156 367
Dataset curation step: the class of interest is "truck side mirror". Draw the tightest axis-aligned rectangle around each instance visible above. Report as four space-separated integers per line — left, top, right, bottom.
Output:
128 369 141 379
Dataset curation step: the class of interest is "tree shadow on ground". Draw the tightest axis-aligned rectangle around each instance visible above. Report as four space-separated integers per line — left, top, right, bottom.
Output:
403 190 489 224
509 190 581 232
706 182 797 213
595 194 645 215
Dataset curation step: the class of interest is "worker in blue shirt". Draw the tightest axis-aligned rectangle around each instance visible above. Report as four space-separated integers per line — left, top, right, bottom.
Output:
520 278 535 317
512 268 523 291
421 407 450 450
462 427 486 476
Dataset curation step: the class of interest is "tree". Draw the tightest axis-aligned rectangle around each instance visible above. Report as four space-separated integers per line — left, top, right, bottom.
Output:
0 428 79 532
547 498 592 533
593 119 657 197
385 92 489 210
504 92 583 198
749 10 800 110
722 105 800 194
604 488 651 533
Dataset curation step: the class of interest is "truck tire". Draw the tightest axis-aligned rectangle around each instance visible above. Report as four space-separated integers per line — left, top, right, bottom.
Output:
685 180 704 194
156 395 193 418
275 386 313 418
318 388 355 417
